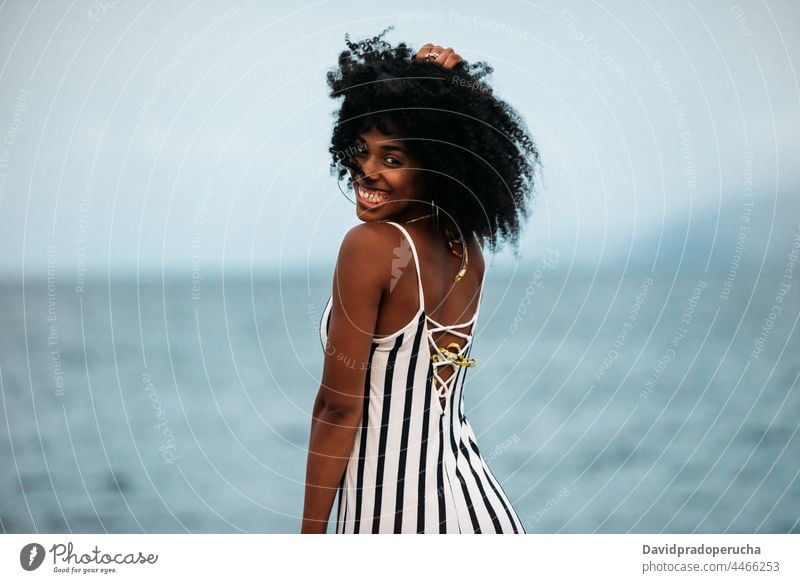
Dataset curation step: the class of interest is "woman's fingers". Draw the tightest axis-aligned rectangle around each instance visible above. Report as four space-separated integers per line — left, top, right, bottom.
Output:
415 44 463 69
415 43 436 61
433 47 455 67
443 53 463 69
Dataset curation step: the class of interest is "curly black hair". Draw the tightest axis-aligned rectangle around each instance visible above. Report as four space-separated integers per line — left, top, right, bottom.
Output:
326 25 541 255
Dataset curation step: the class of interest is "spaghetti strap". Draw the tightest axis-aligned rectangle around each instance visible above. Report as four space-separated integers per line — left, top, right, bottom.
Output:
383 221 426 312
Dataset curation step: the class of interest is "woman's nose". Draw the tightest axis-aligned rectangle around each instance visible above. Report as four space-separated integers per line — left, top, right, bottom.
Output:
358 155 382 182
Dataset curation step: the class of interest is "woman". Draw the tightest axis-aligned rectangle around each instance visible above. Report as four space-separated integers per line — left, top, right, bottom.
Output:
302 27 540 534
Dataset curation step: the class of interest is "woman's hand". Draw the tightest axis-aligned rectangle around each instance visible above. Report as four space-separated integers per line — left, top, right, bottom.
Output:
415 43 463 69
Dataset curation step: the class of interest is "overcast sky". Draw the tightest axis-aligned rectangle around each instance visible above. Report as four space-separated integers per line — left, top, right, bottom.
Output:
0 0 797 277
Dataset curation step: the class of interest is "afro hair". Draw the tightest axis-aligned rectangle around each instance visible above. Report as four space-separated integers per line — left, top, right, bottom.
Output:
326 25 541 254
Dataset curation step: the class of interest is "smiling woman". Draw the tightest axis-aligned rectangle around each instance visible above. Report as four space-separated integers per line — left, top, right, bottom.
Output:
302 25 541 534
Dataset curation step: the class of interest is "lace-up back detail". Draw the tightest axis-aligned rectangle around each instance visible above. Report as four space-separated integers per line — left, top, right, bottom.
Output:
383 222 486 416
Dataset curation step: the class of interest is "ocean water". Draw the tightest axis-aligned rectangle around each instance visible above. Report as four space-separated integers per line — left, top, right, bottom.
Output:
0 266 798 534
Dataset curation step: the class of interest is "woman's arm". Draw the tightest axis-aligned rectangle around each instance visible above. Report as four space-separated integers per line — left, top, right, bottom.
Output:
301 223 389 534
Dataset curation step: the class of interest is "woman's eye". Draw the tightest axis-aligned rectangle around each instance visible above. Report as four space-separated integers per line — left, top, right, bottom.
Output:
385 157 400 165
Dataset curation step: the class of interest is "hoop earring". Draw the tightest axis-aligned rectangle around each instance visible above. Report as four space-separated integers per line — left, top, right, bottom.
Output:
337 173 357 206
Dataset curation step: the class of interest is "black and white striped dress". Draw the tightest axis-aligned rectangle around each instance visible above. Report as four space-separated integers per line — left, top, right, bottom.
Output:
319 221 526 534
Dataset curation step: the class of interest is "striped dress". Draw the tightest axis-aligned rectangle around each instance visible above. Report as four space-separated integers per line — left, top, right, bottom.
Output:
319 221 526 534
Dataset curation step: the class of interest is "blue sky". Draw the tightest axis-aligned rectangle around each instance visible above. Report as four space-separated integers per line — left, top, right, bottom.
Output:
0 0 798 277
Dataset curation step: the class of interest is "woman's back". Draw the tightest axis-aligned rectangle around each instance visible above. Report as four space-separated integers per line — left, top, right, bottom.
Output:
319 222 525 533
372 221 485 336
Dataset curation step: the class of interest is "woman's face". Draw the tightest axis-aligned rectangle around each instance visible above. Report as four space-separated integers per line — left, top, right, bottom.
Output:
349 125 429 223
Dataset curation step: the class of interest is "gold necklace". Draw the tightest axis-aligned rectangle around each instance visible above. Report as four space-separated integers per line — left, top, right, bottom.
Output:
445 229 469 283
401 213 433 224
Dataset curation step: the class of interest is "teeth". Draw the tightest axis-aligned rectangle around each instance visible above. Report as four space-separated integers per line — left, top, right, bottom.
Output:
358 186 389 203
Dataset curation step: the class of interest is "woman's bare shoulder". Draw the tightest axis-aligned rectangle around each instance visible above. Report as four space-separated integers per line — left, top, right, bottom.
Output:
335 222 402 289
338 221 402 253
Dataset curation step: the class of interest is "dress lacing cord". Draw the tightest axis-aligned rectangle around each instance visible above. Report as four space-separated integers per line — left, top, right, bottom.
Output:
427 321 477 408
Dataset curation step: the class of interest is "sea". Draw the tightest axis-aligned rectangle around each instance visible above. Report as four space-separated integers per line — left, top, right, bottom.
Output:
1 264 798 534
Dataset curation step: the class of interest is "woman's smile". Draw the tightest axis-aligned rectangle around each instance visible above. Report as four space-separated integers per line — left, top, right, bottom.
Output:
356 183 391 206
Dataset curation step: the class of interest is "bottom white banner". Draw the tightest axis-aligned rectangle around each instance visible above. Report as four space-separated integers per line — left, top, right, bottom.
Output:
1 534 797 582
